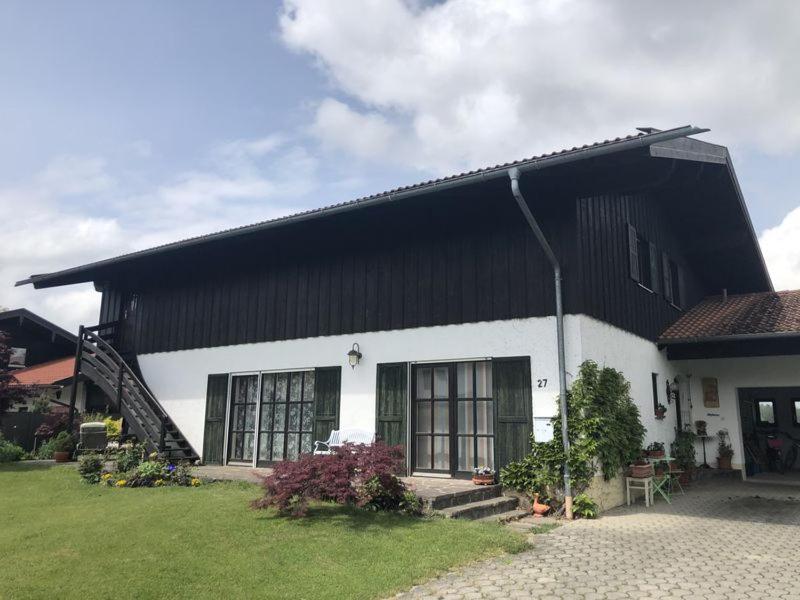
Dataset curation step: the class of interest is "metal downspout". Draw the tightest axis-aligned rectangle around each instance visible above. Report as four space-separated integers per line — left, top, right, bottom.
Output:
508 167 573 520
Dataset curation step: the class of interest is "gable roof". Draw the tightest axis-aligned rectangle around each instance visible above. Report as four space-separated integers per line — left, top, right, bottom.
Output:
0 308 77 344
660 290 800 344
11 356 76 386
17 125 719 290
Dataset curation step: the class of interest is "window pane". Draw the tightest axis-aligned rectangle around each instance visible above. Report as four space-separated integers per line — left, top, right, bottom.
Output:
415 435 431 469
258 433 271 461
288 403 301 431
272 433 285 461
303 371 315 402
758 401 775 424
290 372 303 403
434 367 449 398
242 432 254 461
273 402 286 430
433 401 449 433
457 362 473 398
457 436 473 471
416 401 431 433
260 403 274 431
234 405 245 430
261 373 275 402
477 437 494 470
458 401 473 434
286 433 299 461
794 400 800 424
244 403 256 430
476 400 493 434
301 433 313 454
416 368 432 399
433 436 449 470
475 361 492 397
230 433 242 460
275 373 288 403
301 402 314 432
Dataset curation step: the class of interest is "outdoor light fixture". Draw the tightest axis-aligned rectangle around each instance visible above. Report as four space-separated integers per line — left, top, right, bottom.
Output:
347 343 362 369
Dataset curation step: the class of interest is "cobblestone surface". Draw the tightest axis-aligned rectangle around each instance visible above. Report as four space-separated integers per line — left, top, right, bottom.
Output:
393 479 800 599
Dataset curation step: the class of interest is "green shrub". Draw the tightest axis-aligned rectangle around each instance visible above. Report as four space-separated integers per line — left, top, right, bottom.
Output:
500 361 645 507
36 437 56 459
50 431 75 454
671 427 697 470
78 453 104 483
0 435 25 463
115 444 146 473
104 417 122 441
572 493 598 519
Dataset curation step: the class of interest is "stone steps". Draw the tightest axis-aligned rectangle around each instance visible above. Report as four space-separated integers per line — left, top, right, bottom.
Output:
477 508 529 524
424 484 502 511
436 495 519 520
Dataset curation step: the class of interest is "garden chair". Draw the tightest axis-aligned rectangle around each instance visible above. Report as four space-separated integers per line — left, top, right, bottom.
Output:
313 429 375 455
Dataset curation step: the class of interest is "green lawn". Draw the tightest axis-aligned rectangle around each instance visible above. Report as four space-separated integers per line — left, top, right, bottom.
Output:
0 464 526 600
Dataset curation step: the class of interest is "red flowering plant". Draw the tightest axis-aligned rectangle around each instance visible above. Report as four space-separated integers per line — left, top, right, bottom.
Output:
252 442 421 517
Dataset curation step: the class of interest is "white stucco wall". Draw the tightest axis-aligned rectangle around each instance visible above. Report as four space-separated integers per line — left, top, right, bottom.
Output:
670 355 800 472
138 316 585 455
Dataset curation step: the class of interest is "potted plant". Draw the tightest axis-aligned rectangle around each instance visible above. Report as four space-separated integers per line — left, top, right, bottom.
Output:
51 431 75 463
717 429 734 470
655 403 667 420
472 466 495 485
670 426 696 485
695 420 708 437
645 441 665 458
629 458 653 478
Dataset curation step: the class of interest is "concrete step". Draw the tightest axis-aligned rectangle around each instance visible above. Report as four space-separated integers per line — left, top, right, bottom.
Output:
437 495 519 520
424 484 502 510
477 508 528 524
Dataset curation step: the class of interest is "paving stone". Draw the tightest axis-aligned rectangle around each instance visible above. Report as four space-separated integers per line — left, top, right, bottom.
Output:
391 478 800 599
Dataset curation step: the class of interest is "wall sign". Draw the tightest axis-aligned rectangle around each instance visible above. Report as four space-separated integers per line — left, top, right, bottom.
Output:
701 377 719 408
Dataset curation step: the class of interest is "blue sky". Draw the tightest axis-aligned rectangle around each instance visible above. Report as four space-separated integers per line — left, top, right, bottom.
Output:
1 1 799 329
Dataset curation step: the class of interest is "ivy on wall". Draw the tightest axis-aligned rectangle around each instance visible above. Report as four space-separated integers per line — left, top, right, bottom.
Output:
501 360 645 502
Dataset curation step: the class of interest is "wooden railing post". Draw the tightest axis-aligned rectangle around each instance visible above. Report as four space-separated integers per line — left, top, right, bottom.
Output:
116 364 125 411
67 325 84 433
159 421 166 452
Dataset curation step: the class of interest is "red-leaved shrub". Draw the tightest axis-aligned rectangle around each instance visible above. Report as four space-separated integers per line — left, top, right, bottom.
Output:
251 442 421 517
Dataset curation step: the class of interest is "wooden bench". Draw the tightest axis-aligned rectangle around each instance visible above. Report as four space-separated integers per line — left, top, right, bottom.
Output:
313 429 375 455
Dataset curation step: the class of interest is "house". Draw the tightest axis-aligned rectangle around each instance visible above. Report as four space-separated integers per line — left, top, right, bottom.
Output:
0 308 105 414
16 125 798 480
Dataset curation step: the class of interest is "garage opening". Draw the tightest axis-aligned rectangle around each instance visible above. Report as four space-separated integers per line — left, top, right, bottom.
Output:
739 387 800 484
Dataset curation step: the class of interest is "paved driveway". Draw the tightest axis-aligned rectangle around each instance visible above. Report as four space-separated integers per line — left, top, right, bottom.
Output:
394 479 800 599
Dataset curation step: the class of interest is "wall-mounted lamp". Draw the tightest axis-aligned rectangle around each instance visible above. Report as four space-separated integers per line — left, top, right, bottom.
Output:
347 343 362 369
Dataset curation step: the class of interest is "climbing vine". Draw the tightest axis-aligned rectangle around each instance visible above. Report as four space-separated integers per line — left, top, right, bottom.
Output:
500 360 645 502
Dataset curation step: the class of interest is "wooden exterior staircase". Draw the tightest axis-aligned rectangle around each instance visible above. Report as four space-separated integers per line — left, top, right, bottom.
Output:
68 323 198 461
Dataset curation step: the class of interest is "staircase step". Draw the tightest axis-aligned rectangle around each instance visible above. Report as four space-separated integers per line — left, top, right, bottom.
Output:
436 496 519 520
425 485 502 510
477 508 529 524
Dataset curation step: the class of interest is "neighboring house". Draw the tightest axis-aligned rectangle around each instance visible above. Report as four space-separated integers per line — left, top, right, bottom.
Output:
16 126 798 479
0 308 98 413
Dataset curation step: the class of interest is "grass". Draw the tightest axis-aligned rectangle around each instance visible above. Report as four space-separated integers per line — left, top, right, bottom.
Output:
528 522 560 535
0 463 527 600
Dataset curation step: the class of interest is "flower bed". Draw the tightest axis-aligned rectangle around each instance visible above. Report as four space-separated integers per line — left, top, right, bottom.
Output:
78 443 200 488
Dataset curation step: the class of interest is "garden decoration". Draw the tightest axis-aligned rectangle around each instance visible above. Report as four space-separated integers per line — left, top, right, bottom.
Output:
472 466 495 485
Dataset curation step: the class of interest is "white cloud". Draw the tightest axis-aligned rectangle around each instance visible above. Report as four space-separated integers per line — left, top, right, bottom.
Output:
281 0 800 173
759 206 800 290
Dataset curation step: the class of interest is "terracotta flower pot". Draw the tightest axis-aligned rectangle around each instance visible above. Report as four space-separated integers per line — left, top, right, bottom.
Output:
53 451 71 463
717 456 732 470
472 474 495 485
647 450 665 459
629 463 652 478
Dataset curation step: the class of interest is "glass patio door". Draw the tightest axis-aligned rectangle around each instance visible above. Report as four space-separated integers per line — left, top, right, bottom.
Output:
227 374 258 463
412 361 494 476
256 370 315 465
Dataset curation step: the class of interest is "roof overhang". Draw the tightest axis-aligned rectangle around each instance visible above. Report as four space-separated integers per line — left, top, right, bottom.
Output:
17 125 714 290
0 308 77 344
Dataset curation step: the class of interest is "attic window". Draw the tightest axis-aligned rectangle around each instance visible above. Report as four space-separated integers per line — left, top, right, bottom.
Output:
628 225 659 293
661 253 684 308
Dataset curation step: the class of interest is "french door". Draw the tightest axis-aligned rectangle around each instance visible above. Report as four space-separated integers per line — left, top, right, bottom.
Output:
412 361 494 476
256 370 315 465
227 374 259 463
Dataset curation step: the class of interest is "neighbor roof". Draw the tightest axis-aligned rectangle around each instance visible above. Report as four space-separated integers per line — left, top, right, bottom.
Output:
0 308 77 344
11 356 76 386
660 290 800 343
17 125 711 289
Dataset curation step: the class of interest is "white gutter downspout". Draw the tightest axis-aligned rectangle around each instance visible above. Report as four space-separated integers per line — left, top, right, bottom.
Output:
508 167 573 520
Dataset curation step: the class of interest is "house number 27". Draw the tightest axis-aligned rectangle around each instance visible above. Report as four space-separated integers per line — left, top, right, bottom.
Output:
537 378 548 388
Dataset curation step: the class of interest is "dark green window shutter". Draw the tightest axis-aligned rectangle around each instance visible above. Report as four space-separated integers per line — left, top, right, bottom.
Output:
493 357 532 470
203 373 229 465
627 224 640 282
662 252 673 303
376 363 407 449
313 366 341 443
649 242 660 294
676 265 686 308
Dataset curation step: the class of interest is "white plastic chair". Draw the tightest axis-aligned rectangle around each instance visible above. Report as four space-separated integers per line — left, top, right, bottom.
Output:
313 429 375 455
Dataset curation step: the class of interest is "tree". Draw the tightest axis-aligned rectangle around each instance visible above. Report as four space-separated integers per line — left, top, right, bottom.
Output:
0 330 28 414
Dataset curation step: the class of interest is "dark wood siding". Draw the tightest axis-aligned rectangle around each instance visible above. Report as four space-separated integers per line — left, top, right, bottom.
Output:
576 190 706 341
